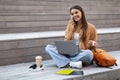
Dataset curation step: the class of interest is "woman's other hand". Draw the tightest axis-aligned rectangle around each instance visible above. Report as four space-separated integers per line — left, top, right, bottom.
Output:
89 40 96 47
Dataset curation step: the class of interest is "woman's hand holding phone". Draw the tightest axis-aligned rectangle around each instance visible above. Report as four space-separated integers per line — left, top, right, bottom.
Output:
69 19 75 31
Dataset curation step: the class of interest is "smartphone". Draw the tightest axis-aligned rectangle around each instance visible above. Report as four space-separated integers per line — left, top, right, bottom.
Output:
72 70 84 75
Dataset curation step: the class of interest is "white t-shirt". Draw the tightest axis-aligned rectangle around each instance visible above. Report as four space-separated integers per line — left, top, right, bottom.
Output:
74 33 79 45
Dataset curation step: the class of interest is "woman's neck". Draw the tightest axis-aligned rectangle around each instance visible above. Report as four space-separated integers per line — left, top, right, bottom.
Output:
75 25 81 33
75 20 82 33
76 21 82 29
76 20 82 26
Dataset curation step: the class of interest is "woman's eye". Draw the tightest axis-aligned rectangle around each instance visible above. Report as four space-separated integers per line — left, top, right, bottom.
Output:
75 11 78 14
71 13 73 15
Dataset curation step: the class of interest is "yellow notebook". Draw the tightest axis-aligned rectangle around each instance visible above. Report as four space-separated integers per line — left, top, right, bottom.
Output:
57 69 74 75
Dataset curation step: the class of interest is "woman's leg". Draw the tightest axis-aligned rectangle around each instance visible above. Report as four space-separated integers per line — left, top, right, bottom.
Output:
45 45 70 68
70 50 93 66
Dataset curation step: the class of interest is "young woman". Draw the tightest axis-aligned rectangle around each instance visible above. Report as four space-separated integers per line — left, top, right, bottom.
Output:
45 5 97 68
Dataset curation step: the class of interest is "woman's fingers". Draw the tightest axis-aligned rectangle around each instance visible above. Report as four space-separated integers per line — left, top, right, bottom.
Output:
89 40 96 46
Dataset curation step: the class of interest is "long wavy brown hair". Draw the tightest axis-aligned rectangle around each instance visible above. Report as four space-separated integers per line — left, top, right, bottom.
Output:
70 5 88 42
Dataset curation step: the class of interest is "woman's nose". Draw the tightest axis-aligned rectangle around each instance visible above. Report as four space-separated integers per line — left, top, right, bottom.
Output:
73 14 76 17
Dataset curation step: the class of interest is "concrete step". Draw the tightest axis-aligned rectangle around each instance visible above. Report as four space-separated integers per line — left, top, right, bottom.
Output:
0 0 119 7
0 5 119 12
0 20 120 33
0 19 120 33
0 50 120 80
0 27 120 66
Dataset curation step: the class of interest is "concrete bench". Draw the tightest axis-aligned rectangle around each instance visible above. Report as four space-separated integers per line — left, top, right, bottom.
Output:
0 50 120 80
0 27 120 66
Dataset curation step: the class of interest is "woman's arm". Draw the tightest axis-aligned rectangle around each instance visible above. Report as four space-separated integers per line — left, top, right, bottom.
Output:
64 20 75 40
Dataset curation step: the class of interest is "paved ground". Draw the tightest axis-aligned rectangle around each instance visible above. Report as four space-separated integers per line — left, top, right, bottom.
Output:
0 50 120 80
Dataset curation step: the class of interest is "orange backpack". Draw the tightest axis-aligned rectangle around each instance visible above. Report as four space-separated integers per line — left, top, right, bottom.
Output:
93 48 117 67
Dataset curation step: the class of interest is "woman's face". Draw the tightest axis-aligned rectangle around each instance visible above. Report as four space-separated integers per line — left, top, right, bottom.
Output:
70 9 82 22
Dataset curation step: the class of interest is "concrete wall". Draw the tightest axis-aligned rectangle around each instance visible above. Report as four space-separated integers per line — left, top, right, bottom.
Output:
0 0 120 65
0 0 119 33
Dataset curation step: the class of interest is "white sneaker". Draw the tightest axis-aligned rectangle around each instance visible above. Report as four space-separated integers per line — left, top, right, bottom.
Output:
70 61 82 69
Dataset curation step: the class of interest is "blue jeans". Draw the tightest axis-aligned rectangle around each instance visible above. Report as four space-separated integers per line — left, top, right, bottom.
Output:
45 45 93 68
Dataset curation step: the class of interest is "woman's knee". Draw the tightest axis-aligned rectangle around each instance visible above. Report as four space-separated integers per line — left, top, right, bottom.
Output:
45 45 57 53
45 45 53 52
85 50 93 60
81 50 93 66
84 50 93 57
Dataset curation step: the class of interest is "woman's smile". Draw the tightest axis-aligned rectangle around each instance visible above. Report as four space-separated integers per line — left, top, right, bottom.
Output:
73 16 80 21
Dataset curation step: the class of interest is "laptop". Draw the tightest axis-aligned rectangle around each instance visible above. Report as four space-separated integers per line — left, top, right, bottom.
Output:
55 40 79 55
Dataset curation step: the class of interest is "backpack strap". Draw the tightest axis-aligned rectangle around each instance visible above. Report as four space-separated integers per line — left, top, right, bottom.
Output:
115 63 118 66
